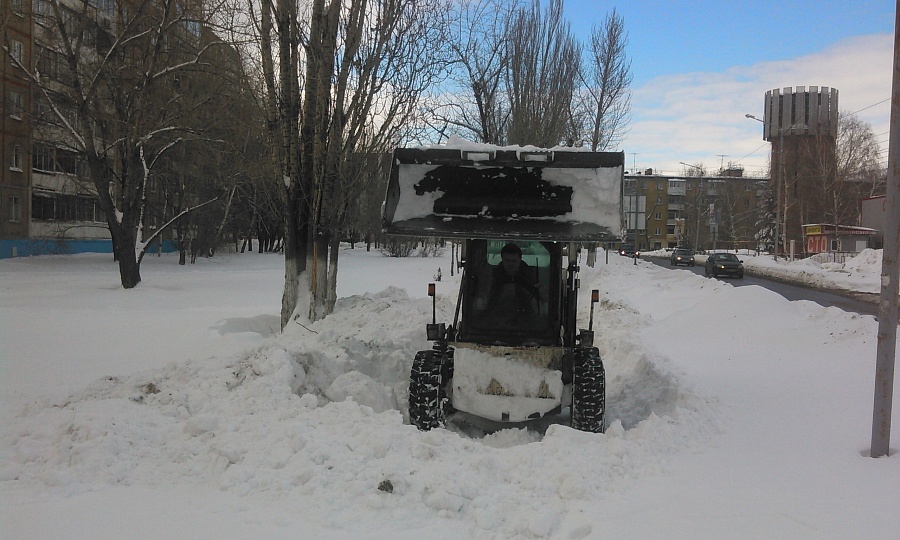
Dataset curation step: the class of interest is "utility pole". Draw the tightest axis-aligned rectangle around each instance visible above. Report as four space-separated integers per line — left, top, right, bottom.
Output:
871 0 898 459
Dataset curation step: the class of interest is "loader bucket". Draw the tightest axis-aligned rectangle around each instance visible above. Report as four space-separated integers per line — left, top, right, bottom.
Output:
382 147 624 241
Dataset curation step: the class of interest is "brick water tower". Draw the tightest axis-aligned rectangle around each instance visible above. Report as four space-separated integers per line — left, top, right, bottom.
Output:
761 86 838 255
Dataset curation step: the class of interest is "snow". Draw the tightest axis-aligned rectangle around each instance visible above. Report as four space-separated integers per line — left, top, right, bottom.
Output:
1 247 898 539
643 247 889 295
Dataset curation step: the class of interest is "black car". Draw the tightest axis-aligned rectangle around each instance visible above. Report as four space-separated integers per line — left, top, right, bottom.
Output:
705 253 744 279
670 248 694 267
618 244 639 257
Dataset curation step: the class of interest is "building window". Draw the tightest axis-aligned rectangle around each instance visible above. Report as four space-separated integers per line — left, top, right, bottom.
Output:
11 0 24 15
830 239 840 252
32 142 55 172
34 0 51 19
10 40 24 64
8 92 24 119
654 227 661 236
9 196 22 222
36 47 69 84
32 193 54 220
30 192 100 222
10 145 23 171
183 19 202 36
56 148 79 175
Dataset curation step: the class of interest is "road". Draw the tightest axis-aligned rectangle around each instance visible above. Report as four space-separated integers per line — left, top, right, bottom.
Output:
642 256 879 318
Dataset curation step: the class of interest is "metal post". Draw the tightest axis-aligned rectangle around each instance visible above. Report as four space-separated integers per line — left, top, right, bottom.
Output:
871 0 899 458
775 129 783 260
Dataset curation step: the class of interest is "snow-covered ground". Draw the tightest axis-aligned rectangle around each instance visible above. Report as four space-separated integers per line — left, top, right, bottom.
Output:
1 246 897 539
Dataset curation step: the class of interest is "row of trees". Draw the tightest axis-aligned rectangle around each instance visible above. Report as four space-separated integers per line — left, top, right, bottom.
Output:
11 0 631 326
431 0 631 150
232 0 635 326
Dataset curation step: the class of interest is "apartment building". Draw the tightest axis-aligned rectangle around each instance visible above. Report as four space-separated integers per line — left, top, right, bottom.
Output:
624 168 769 252
2 0 34 256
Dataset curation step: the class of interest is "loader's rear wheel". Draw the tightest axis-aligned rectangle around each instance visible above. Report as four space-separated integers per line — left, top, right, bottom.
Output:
572 346 605 433
409 350 444 430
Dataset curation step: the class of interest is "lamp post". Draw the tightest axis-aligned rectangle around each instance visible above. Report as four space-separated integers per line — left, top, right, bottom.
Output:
745 113 783 260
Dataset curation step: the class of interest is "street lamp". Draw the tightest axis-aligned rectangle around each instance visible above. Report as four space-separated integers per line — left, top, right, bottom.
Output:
745 113 807 261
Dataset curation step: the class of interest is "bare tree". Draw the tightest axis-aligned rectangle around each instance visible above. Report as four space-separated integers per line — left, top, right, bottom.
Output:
505 0 580 147
308 0 451 320
836 113 885 198
679 163 710 250
17 0 233 288
715 179 763 250
580 9 631 151
249 0 451 326
435 0 515 144
803 112 883 229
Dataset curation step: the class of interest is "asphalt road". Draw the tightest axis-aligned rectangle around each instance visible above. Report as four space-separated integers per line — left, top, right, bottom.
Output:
641 255 880 318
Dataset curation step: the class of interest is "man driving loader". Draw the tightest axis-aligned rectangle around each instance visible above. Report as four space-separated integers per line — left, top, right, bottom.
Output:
486 243 540 326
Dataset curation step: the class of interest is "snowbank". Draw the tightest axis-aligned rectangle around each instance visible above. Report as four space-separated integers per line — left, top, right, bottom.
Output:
1 247 897 538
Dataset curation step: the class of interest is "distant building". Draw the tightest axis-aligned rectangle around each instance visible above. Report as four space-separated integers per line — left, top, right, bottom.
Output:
802 224 875 255
624 168 767 252
1 0 210 259
860 195 886 248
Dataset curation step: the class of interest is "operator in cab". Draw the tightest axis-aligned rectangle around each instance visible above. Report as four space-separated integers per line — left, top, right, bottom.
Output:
486 243 540 325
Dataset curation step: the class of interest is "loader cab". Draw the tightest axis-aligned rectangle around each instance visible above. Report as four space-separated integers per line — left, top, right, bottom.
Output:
458 239 562 346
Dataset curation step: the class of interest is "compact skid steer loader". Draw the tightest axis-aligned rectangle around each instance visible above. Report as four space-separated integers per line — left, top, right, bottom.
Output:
382 145 624 433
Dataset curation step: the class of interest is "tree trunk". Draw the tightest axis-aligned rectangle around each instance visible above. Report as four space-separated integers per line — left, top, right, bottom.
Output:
109 220 141 288
307 234 330 321
326 235 340 313
281 197 303 328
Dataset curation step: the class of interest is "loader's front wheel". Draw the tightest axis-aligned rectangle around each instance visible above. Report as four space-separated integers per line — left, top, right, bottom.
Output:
572 346 605 433
409 350 444 430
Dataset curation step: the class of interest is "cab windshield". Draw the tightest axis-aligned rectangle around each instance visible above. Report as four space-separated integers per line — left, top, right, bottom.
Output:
459 239 560 345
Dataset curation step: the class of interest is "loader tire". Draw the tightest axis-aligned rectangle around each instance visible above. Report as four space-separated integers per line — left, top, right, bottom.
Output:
409 350 444 430
572 346 605 433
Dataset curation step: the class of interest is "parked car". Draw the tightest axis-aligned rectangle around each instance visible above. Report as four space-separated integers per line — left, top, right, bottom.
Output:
705 253 744 279
618 244 639 257
670 248 695 267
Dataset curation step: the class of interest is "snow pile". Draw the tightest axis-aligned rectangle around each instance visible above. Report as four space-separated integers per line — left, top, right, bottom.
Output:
743 249 884 293
1 247 897 539
645 248 887 294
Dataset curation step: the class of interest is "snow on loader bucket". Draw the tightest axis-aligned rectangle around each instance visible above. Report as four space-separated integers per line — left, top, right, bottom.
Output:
383 147 623 241
384 145 624 433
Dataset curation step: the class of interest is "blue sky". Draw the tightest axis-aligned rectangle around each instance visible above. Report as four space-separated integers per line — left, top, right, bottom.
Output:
563 0 894 176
